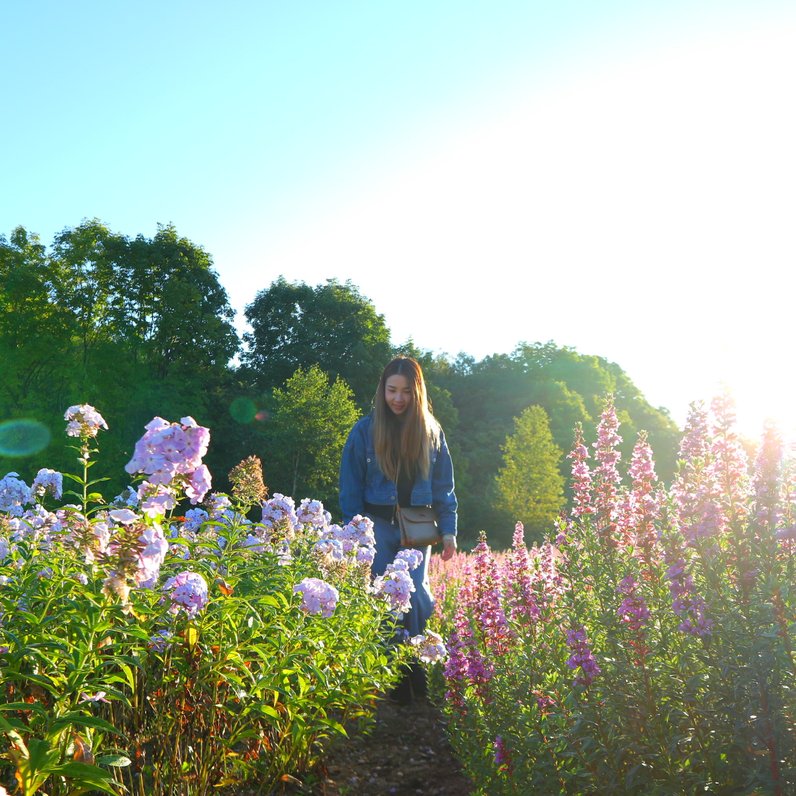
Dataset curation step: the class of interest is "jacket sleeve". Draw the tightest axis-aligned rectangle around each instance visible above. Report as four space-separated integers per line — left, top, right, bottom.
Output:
431 427 458 536
339 421 367 524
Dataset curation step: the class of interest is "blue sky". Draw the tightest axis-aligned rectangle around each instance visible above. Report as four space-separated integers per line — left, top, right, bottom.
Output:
2 1 795 443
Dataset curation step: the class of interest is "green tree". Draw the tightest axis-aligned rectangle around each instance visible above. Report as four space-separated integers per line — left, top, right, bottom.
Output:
241 278 392 408
493 405 566 545
0 222 241 496
260 365 360 509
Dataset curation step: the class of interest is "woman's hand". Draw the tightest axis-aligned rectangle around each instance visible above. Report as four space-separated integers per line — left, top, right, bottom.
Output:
441 534 457 561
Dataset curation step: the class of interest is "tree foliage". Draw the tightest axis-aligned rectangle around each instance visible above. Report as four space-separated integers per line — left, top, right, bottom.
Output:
258 365 360 507
241 277 392 407
493 405 566 544
0 222 240 492
428 341 681 544
1 224 684 547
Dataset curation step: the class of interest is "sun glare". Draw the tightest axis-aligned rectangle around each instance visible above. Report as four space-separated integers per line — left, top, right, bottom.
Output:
251 15 796 448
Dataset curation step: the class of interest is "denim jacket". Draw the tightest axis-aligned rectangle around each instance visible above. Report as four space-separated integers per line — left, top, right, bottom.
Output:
339 413 458 535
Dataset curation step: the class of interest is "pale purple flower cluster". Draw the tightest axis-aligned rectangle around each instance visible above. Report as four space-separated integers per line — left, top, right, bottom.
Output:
372 552 421 614
7 503 63 545
314 537 345 563
565 625 601 686
0 473 32 516
372 569 415 613
409 630 448 663
136 483 177 519
31 469 63 501
90 520 111 559
207 493 232 518
296 498 329 529
183 508 209 533
242 533 267 553
112 486 139 508
293 577 339 618
148 628 174 652
64 404 108 439
125 416 211 504
162 571 209 618
339 514 377 549
136 525 170 588
261 494 298 530
109 509 138 525
308 516 377 576
395 548 423 570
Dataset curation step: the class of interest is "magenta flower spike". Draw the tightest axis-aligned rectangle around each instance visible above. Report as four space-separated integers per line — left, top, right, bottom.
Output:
709 392 751 530
752 421 784 535
567 423 594 519
565 624 601 686
592 396 622 546
504 522 540 624
470 536 511 654
672 401 724 545
628 431 662 563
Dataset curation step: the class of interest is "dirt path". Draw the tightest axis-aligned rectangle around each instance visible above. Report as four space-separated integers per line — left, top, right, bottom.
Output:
313 698 473 795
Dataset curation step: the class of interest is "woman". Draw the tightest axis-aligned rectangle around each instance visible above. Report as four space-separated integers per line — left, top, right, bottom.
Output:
339 356 457 697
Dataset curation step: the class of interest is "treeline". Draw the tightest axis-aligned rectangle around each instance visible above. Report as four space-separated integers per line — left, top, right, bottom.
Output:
0 221 681 547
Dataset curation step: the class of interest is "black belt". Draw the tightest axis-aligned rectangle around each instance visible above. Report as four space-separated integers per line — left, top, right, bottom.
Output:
364 502 397 522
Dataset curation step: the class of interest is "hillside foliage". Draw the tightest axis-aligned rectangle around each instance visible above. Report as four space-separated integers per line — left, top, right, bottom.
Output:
1 222 682 546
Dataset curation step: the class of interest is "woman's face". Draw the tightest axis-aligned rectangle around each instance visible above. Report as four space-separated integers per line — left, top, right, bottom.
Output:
384 374 412 416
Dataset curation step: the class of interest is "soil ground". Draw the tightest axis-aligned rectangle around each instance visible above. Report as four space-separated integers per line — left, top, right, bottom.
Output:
310 697 473 796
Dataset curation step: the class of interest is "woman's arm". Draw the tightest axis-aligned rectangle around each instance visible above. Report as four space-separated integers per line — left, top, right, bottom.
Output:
431 428 458 538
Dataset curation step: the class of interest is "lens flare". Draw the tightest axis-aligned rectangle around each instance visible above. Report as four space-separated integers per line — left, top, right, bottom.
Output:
229 397 257 424
0 419 51 457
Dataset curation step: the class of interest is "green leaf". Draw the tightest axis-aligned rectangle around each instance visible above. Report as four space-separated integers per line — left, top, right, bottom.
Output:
51 713 122 736
62 473 86 485
259 704 281 719
0 701 48 717
96 754 132 767
56 761 119 794
57 761 113 780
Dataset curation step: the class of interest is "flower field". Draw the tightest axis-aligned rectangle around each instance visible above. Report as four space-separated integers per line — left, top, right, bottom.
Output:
0 408 419 795
1 394 794 795
428 395 795 795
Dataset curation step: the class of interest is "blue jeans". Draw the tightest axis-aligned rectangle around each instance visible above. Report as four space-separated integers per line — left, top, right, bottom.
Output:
369 514 434 637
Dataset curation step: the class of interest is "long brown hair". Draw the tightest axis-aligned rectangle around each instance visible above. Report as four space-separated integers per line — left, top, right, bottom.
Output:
372 356 440 482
